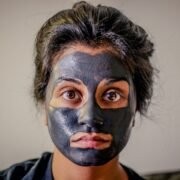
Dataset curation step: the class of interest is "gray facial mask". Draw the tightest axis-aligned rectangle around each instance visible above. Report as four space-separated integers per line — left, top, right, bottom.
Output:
46 52 136 166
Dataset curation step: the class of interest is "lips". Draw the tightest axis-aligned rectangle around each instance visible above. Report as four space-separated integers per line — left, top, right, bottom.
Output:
70 132 112 150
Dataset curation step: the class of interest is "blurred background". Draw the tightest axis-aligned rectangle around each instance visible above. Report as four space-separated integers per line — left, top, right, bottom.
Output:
0 0 180 175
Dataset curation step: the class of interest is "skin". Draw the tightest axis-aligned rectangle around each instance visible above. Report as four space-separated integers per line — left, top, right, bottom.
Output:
45 45 136 179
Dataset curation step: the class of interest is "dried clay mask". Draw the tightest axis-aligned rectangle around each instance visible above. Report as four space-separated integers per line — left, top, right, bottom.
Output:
46 52 136 166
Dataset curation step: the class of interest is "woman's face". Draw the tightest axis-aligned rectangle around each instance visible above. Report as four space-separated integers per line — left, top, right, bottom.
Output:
45 46 136 166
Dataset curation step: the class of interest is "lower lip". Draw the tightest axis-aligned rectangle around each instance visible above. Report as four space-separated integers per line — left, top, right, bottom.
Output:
70 140 111 150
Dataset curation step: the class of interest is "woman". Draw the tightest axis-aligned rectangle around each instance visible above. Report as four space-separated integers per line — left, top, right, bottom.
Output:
0 1 154 179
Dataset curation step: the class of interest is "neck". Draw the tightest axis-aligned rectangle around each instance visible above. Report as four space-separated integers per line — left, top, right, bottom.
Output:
52 148 128 180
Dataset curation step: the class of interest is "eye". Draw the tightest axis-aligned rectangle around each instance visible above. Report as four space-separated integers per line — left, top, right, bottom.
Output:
102 89 121 102
49 80 88 108
62 90 81 101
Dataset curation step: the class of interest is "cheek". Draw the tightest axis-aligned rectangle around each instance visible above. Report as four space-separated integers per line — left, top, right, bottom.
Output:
47 107 79 137
103 109 133 151
103 108 133 137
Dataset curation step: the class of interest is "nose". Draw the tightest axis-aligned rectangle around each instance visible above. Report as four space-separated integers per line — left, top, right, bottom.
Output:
78 99 104 127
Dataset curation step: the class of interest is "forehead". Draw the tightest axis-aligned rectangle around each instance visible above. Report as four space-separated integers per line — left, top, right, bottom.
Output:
51 52 130 84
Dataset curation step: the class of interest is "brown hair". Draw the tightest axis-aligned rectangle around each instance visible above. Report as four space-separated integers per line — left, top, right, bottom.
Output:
34 1 155 115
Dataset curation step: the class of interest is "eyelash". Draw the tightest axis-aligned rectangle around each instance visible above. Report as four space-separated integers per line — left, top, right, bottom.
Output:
60 89 82 102
62 90 82 100
102 88 124 102
54 87 127 106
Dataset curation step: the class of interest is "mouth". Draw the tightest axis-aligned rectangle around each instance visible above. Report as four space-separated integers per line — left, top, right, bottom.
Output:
70 132 112 150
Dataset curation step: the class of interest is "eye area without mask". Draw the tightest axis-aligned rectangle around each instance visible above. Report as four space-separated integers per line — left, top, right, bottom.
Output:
49 78 129 109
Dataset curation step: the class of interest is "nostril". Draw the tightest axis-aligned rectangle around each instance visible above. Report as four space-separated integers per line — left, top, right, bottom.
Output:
78 121 86 125
78 117 104 127
78 102 104 127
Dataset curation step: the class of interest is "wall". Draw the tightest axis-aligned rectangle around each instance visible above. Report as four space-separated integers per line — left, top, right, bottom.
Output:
0 0 180 174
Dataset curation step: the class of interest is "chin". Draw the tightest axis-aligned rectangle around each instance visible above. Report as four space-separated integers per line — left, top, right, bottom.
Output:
67 147 117 166
71 156 109 167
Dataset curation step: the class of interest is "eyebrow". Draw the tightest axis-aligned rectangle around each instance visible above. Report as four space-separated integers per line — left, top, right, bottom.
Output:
56 77 82 85
105 77 129 85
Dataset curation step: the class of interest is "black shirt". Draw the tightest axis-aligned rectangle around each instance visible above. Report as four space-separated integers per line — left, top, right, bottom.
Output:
0 152 145 180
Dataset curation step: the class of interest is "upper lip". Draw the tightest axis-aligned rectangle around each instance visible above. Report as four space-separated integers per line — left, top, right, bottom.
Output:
70 132 112 143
